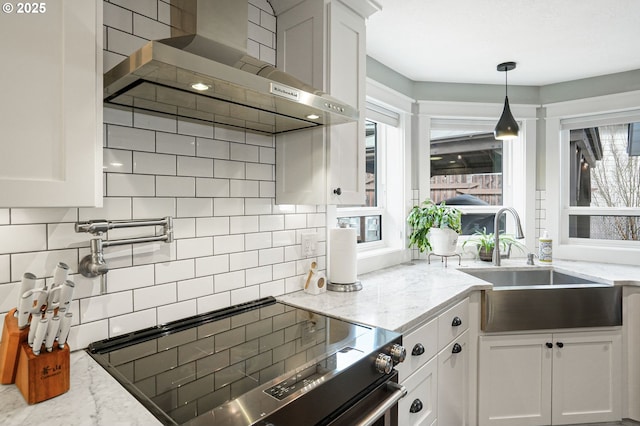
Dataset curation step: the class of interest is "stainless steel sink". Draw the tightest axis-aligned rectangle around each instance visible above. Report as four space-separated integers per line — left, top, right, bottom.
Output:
461 268 622 332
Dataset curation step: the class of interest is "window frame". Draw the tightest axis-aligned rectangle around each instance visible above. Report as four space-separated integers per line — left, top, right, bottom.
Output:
544 91 640 265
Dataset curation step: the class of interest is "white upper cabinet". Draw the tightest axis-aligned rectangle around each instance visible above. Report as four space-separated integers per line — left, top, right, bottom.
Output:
0 0 102 207
276 0 369 205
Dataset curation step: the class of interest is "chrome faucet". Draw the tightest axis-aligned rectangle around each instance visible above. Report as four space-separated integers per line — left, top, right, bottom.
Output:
493 207 525 266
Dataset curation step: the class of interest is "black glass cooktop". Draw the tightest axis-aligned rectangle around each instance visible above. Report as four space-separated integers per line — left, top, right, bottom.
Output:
87 297 397 425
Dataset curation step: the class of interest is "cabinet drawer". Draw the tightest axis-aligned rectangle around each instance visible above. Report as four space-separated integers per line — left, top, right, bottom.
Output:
399 357 438 426
437 297 469 351
397 318 438 382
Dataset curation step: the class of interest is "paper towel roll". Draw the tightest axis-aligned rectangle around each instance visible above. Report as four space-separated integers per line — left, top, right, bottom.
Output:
329 227 357 284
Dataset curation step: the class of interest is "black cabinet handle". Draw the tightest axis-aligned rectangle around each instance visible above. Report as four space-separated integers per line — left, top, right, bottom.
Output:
333 188 342 195
452 343 462 354
451 316 462 327
556 342 564 348
412 343 425 356
546 342 553 349
409 399 423 413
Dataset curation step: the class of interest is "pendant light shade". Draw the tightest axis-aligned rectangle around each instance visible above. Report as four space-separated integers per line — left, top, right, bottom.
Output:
494 62 519 140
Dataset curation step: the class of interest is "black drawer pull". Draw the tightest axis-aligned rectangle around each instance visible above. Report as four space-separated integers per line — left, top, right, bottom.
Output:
410 398 423 413
556 342 564 348
451 316 462 327
546 342 553 349
452 343 462 354
412 343 425 356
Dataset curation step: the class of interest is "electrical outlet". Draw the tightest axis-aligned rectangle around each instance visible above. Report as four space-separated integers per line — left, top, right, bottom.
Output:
301 233 318 257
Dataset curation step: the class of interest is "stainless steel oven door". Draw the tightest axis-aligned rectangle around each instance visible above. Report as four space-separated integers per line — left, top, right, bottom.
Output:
324 371 407 426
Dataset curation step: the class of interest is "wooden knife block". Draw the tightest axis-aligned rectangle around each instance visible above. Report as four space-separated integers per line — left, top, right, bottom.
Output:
15 341 70 404
0 309 29 384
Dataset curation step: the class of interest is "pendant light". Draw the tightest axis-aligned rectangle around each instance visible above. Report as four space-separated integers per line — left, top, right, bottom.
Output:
494 61 519 140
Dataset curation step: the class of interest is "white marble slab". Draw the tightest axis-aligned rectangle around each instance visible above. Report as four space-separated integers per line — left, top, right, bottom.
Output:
0 351 161 426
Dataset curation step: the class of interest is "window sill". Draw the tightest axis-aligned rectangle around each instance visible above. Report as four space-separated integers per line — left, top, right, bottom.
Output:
357 247 412 275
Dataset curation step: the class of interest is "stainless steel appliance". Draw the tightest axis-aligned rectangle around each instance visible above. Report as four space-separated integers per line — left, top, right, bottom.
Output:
87 297 406 425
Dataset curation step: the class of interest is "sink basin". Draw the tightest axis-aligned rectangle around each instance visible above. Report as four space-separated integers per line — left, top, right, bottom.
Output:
462 268 605 288
461 267 622 332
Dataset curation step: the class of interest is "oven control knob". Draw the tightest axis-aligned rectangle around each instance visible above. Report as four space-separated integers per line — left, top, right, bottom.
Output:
389 344 406 364
375 353 393 374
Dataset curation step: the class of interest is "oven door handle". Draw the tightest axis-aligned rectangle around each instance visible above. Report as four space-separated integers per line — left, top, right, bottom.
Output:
355 382 407 426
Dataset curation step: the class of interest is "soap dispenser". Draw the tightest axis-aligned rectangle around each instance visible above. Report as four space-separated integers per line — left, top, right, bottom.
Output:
539 230 552 263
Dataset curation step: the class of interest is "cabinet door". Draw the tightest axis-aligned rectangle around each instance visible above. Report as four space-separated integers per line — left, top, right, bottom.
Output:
399 357 438 426
438 329 469 426
326 1 366 205
478 334 552 426
551 330 622 425
0 0 102 207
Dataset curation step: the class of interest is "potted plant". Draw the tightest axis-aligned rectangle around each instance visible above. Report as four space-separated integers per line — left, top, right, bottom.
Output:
462 227 525 261
407 199 462 255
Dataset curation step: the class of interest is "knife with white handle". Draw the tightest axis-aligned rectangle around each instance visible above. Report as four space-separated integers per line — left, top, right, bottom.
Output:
15 272 36 313
45 316 61 352
28 311 42 346
57 280 75 311
46 286 62 310
32 317 48 356
50 262 69 303
32 287 48 314
57 312 73 350
17 289 34 329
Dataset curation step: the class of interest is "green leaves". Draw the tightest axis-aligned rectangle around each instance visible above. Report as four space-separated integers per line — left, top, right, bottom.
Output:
407 200 462 253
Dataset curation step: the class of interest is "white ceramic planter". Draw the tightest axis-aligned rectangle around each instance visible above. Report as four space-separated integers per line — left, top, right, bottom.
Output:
429 228 459 255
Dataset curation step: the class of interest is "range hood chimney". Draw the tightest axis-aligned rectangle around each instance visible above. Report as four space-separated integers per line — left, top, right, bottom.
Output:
104 0 357 135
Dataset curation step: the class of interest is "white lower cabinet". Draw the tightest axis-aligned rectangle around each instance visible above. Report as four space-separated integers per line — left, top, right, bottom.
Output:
437 329 469 426
399 357 438 426
478 330 622 426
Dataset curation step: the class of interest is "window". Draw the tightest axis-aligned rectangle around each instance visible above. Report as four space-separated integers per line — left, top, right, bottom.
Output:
565 122 640 241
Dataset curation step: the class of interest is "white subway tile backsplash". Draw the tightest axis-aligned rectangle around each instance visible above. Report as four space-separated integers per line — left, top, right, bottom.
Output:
245 198 272 215
0 225 47 255
273 262 296 280
245 232 272 250
196 217 230 237
259 147 275 164
246 265 272 285
307 213 326 228
104 148 133 173
158 300 197 324
11 208 77 225
104 50 126 74
0 209 9 225
248 22 274 48
47 222 90 250
230 216 259 234
173 218 196 239
259 45 276 65
196 178 230 198
284 276 302 294
284 245 302 263
134 282 176 311
155 259 195 284
248 4 260 24
197 291 230 314
229 251 259 271
259 247 284 266
132 197 176 219
0 256 9 283
178 276 214 301
178 156 214 177
109 0 157 18
156 176 196 197
214 235 245 255
272 230 296 247
157 132 196 155
214 160 245 179
214 270 245 292
107 173 155 197
260 10 276 32
110 309 157 337
67 320 109 353
104 2 133 33
106 27 148 56
246 132 273 147
158 0 170 24
104 106 132 126
215 127 245 143
134 111 176 133
231 286 260 305
260 280 285 298
177 237 214 259
195 255 229 277
214 198 245 216
260 181 275 198
133 13 170 40
107 264 155 292
80 197 131 222
259 215 284 232
230 180 259 197
177 198 213 217
80 292 133 323
196 138 229 159
246 163 273 180
107 125 155 151
134 152 176 175
178 119 214 139
230 143 259 162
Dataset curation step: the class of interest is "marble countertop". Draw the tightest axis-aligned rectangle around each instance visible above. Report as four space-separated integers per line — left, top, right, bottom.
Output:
1 258 638 424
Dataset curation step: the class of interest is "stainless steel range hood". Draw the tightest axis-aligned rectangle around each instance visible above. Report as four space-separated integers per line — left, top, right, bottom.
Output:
104 0 358 135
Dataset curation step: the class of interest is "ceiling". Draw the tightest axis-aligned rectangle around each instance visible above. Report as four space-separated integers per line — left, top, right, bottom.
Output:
365 0 640 86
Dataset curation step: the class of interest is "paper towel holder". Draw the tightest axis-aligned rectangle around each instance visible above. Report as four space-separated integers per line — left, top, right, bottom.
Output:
327 280 362 292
